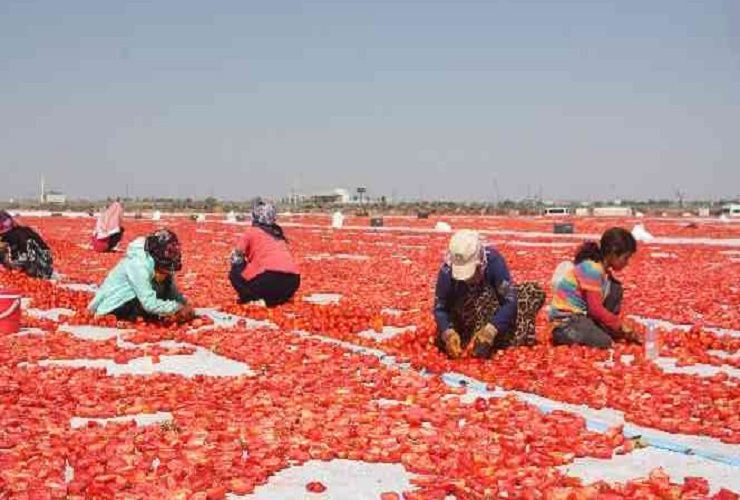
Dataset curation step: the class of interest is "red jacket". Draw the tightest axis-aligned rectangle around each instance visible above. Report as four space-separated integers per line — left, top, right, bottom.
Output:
236 227 299 281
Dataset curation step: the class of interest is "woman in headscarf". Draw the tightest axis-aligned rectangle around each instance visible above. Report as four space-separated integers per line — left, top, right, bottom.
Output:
0 210 54 279
89 228 194 323
91 201 125 252
229 199 300 307
433 230 546 359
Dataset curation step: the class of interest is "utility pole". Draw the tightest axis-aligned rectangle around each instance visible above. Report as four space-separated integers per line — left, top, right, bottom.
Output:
675 188 686 208
39 174 46 203
491 177 500 207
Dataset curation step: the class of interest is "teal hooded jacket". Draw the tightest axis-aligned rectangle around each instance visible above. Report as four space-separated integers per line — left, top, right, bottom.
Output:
88 237 185 316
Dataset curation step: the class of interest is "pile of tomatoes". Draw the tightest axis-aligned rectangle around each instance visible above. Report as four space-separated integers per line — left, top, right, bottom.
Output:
0 215 738 498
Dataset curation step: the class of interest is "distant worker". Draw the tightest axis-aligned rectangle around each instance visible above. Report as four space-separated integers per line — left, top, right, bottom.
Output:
91 200 125 252
229 199 300 307
89 229 194 323
548 227 640 348
434 230 546 359
0 210 54 279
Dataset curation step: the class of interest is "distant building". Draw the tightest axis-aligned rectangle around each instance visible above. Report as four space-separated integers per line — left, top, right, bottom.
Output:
593 206 633 217
39 174 67 204
333 188 351 203
307 188 352 204
44 190 67 204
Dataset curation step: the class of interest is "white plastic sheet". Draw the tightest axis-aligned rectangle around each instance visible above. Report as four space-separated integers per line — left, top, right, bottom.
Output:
331 211 344 229
632 223 655 242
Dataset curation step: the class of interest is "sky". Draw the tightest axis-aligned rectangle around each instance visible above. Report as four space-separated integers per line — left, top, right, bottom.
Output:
1 0 739 202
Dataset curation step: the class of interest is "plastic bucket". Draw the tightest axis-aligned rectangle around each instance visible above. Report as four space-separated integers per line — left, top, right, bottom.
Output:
0 288 22 335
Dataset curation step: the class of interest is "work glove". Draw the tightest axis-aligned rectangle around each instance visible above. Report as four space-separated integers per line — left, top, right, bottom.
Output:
442 329 462 359
470 323 498 359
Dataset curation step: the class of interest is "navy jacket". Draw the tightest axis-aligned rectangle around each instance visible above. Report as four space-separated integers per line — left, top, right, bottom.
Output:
433 246 518 336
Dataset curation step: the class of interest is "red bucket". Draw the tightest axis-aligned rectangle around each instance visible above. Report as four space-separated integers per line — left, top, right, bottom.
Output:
0 288 22 335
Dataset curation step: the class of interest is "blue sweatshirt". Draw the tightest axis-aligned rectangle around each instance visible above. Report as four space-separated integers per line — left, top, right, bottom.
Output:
433 247 518 336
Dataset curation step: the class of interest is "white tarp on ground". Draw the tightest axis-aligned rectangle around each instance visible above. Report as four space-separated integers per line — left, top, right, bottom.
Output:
59 283 99 292
33 344 254 378
357 325 416 342
303 293 343 305
26 307 76 321
70 412 173 429
560 448 740 494
230 460 415 500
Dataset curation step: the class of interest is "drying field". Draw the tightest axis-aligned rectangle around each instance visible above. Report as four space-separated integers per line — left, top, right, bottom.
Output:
1 214 739 499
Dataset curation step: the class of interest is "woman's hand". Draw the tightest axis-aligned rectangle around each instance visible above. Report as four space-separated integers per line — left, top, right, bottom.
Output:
442 329 462 359
230 250 246 266
474 323 498 345
466 323 498 358
621 321 642 345
174 304 196 324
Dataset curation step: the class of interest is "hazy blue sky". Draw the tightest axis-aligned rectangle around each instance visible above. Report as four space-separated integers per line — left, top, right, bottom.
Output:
1 0 738 202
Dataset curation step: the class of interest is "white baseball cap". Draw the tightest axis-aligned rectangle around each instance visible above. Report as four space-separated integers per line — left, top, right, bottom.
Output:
448 229 482 280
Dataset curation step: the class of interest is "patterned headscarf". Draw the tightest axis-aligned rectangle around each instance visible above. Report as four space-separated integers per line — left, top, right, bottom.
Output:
144 229 182 272
0 210 16 235
251 198 277 226
251 198 287 241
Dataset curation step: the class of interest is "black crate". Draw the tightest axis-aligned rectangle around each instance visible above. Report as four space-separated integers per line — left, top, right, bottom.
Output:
554 223 574 234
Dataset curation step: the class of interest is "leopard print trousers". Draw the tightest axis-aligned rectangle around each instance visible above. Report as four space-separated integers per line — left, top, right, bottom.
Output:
451 281 546 352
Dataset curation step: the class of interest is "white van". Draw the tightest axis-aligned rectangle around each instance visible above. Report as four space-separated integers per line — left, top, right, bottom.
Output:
544 207 570 217
721 204 740 218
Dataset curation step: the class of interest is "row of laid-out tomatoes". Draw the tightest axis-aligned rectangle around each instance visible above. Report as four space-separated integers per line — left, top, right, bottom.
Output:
1 312 737 499
4 218 739 444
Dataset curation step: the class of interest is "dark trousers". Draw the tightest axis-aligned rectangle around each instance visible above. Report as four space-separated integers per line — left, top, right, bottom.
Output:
229 263 300 308
93 228 124 253
107 229 124 251
110 275 177 322
552 279 623 349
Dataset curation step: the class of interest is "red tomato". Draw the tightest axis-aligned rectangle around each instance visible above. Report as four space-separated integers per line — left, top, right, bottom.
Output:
306 481 327 493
